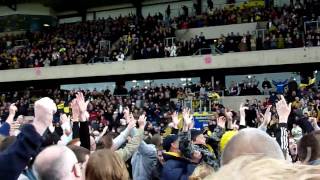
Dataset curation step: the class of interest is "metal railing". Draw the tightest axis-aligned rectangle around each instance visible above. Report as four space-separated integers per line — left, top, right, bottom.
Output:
99 40 111 50
88 56 110 64
165 37 177 47
173 91 224 112
193 45 223 56
304 20 319 34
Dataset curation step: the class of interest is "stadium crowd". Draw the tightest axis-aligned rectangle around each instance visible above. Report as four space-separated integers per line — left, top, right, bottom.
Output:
0 75 320 179
0 1 319 68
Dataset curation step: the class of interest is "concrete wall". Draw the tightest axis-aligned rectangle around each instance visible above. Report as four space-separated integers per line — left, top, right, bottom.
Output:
221 95 268 110
88 3 135 19
0 3 52 16
58 17 82 24
0 47 319 83
142 0 193 18
225 72 301 89
95 8 136 19
61 82 116 92
176 22 258 40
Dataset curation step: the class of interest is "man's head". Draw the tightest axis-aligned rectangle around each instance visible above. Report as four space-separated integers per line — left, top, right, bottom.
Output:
205 155 320 180
33 145 81 180
97 132 116 150
221 128 284 165
34 97 57 119
68 145 90 164
149 134 162 148
163 134 179 152
68 145 90 176
191 129 206 145
34 97 57 133
298 131 320 164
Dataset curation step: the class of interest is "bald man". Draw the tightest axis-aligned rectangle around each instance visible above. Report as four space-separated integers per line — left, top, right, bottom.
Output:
33 145 82 180
221 128 284 165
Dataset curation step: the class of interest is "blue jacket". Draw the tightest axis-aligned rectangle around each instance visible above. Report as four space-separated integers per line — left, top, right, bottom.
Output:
0 122 10 136
161 152 196 180
0 124 43 180
131 141 157 180
272 80 288 94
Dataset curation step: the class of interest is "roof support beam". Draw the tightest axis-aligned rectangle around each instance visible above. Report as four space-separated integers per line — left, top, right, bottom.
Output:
4 0 17 11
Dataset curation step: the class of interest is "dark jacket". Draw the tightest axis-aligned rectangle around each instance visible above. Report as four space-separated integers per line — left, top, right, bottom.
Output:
0 124 43 180
0 122 10 136
161 152 196 180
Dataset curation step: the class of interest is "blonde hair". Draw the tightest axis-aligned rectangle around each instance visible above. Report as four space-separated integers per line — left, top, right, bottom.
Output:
204 155 320 180
85 149 129 180
189 164 214 180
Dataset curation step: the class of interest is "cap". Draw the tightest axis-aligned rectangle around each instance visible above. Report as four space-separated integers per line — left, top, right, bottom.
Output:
163 134 179 152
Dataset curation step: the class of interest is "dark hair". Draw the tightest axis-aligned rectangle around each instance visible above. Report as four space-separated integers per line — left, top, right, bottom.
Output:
96 132 117 150
0 136 16 152
297 131 320 162
150 134 162 147
68 145 90 163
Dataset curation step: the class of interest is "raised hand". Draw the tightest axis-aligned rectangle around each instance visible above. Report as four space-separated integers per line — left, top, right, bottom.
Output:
70 99 80 122
9 103 18 115
276 95 291 123
171 111 179 128
240 103 248 120
60 114 71 136
123 106 130 123
182 107 193 126
127 120 137 130
76 92 90 122
309 117 320 130
76 92 89 113
60 113 70 125
260 105 272 126
217 116 227 129
138 114 147 129
6 103 18 124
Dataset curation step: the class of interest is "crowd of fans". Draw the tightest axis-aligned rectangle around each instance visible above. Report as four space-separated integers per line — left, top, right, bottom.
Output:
0 1 319 69
0 15 138 69
0 76 320 179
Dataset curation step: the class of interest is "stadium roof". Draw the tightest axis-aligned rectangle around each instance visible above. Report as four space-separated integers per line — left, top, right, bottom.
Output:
0 0 143 12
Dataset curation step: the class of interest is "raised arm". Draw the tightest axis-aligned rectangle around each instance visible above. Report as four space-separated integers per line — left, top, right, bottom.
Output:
115 114 146 161
70 99 80 139
0 104 17 136
113 125 136 150
208 116 226 142
258 105 272 132
276 95 291 157
76 92 91 150
171 111 180 134
239 103 248 129
0 97 56 180
179 108 197 160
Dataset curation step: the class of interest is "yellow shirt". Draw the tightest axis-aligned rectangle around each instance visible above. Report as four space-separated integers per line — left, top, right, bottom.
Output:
57 103 64 110
12 56 17 63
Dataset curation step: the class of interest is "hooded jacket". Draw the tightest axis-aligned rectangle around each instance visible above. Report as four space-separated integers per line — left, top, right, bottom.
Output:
131 141 157 180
